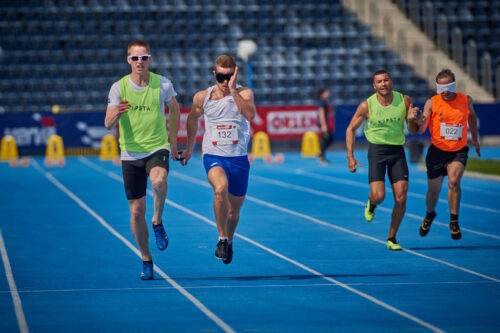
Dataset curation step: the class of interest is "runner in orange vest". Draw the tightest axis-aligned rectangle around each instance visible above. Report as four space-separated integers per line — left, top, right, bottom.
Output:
416 69 480 240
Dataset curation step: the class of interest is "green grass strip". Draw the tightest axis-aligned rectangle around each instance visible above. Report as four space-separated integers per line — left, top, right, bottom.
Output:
466 158 500 176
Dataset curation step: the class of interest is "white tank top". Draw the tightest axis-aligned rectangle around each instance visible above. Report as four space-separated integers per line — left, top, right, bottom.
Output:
202 86 250 157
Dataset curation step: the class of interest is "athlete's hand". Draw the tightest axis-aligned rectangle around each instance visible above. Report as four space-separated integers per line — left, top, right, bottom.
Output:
180 150 192 166
170 145 179 162
417 114 427 126
348 155 362 173
118 100 131 114
228 66 238 92
472 139 481 157
407 104 420 121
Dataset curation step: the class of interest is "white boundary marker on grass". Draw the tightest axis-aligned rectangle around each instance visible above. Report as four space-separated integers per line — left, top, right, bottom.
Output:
32 160 235 333
78 157 446 333
0 228 29 333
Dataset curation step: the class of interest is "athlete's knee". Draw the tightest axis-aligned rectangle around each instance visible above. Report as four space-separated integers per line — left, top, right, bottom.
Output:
213 184 228 201
228 209 240 221
151 177 166 191
448 177 461 192
150 170 167 190
370 192 385 204
129 201 146 219
394 192 407 207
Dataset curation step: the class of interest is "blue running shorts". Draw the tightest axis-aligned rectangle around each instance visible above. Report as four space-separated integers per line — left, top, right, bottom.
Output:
203 154 250 197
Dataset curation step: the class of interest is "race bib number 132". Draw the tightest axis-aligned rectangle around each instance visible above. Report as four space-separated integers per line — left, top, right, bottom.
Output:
212 124 238 145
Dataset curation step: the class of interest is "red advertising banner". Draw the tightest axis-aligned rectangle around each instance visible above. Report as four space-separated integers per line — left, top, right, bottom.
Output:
173 105 319 142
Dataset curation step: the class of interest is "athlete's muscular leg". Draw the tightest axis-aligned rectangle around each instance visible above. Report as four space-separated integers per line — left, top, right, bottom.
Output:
207 167 229 238
129 196 152 261
446 161 465 215
426 175 444 213
368 181 386 205
227 194 246 242
149 166 168 225
388 180 408 239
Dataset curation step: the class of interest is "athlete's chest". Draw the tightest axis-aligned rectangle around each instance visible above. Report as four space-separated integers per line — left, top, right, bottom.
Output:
204 97 240 120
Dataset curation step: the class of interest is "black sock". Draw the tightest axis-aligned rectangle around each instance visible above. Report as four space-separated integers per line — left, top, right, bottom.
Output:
369 201 377 213
425 211 436 220
143 260 153 264
388 237 397 243
450 214 458 223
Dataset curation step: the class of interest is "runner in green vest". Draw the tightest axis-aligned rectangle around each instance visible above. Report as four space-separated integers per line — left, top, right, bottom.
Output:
105 40 180 280
346 70 420 250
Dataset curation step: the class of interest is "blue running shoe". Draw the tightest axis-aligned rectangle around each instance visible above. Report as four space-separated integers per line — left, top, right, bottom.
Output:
153 223 168 251
141 261 154 280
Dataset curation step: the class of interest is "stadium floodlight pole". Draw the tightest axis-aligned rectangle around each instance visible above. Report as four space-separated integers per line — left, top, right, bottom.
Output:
237 40 258 91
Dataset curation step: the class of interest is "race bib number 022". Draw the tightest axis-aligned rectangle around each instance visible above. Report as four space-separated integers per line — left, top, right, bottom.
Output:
440 123 462 141
212 124 238 145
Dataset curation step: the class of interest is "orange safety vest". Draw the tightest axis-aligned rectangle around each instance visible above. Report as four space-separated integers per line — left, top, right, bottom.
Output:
429 92 469 152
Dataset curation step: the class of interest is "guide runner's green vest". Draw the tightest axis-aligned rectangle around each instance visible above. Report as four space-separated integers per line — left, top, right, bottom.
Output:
118 72 169 152
364 91 406 145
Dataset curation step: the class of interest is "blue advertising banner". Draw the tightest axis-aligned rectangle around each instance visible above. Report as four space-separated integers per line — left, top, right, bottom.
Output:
0 112 114 154
0 102 498 154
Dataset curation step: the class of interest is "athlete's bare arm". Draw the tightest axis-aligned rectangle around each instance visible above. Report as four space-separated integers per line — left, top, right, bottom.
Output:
404 95 420 135
228 67 256 121
417 99 433 134
467 95 481 157
346 101 368 172
104 100 130 130
166 96 181 161
181 90 207 166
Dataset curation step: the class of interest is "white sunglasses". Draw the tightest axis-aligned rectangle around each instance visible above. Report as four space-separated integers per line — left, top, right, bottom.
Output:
128 55 151 61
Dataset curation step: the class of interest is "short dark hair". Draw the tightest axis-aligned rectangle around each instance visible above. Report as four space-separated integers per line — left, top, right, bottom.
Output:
373 70 390 81
436 69 455 82
317 88 329 100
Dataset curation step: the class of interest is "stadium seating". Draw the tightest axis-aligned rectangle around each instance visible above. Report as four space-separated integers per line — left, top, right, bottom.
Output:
0 0 435 113
396 0 500 97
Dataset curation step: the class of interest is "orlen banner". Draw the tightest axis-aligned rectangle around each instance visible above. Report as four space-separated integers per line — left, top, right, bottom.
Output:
251 105 320 140
171 105 320 142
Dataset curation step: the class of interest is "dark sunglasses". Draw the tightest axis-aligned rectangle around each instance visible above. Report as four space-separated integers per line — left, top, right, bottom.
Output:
215 72 234 83
128 55 151 61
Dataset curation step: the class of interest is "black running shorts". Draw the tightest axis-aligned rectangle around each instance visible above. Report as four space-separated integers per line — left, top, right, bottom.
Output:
368 143 409 184
425 144 469 179
122 149 170 200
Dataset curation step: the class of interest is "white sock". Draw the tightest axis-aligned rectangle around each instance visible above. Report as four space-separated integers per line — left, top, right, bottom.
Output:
219 237 228 241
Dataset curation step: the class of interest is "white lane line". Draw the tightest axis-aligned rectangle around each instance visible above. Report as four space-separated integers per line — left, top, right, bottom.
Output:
32 160 235 333
0 228 29 333
79 159 446 333
168 195 446 333
1 280 492 294
412 177 500 196
171 171 500 283
294 168 500 215
256 174 500 240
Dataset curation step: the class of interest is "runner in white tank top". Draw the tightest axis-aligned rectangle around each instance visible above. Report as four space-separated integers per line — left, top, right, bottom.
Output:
182 55 256 264
201 84 251 157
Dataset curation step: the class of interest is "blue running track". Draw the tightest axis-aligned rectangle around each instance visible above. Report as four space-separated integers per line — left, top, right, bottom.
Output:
1 147 499 333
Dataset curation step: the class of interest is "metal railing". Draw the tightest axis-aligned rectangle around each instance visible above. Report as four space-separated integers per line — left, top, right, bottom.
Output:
394 0 498 99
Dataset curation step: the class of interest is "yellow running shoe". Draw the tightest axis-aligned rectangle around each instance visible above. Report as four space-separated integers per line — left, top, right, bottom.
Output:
387 239 402 251
364 200 375 222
